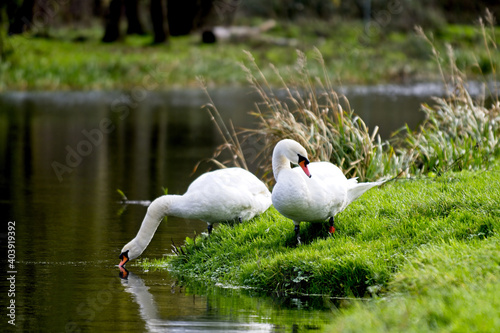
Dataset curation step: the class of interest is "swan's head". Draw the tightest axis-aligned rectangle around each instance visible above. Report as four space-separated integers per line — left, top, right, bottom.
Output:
119 239 143 267
275 139 311 178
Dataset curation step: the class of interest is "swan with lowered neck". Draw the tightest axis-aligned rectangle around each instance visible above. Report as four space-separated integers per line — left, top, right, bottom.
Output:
271 139 386 244
119 167 271 266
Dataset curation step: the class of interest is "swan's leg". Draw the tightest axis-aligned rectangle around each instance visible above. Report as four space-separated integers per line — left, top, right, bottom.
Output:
229 218 242 229
328 217 335 234
207 224 213 235
294 221 301 245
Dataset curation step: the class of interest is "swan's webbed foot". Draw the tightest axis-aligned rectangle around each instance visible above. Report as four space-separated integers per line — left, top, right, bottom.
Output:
294 224 301 246
207 224 213 235
328 217 335 235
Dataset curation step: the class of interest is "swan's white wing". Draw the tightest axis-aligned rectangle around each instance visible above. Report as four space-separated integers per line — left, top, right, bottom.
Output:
308 162 386 213
342 178 386 211
214 168 272 220
273 162 353 222
187 168 265 193
185 168 271 222
304 162 350 218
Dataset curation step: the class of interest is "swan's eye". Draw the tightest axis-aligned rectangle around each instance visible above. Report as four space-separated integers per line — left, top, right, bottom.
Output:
297 154 309 165
119 250 129 260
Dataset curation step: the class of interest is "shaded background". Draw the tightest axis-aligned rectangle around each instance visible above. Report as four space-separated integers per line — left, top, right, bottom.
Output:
3 0 500 44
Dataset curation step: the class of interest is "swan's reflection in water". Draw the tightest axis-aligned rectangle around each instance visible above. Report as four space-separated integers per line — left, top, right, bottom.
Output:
119 267 275 332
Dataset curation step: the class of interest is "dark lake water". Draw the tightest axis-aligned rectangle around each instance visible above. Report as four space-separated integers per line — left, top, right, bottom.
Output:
0 86 433 332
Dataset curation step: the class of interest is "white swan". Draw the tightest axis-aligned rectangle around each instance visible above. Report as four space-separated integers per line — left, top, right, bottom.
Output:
119 167 271 266
271 139 386 243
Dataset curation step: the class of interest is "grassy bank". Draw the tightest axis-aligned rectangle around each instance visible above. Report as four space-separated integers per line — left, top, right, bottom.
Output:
325 235 500 332
141 165 499 314
1 20 499 90
138 165 500 331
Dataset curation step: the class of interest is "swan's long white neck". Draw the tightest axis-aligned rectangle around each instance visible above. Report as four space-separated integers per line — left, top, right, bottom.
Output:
272 150 291 181
125 195 183 259
272 142 292 182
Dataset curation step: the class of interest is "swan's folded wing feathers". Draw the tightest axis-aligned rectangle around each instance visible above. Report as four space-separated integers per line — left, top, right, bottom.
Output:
186 168 270 222
344 179 386 210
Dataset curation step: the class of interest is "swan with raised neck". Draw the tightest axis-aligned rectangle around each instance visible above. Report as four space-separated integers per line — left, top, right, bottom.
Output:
271 139 386 244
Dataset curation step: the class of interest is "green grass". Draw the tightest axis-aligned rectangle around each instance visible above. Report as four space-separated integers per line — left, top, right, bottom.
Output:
138 165 500 330
0 33 250 90
1 21 499 90
325 238 500 332
141 164 499 285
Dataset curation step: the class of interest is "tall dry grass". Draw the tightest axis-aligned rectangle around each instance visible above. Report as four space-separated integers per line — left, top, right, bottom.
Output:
406 15 500 175
239 48 409 183
203 12 499 183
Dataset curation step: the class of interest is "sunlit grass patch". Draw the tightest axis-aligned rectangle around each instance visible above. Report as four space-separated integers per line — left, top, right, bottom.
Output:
325 236 500 332
140 257 170 271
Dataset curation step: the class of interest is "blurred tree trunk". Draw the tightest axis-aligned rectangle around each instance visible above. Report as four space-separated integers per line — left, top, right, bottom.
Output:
7 0 36 35
101 0 221 44
150 0 168 43
93 0 102 17
125 0 144 35
102 0 121 42
166 0 195 36
166 0 218 37
102 0 146 42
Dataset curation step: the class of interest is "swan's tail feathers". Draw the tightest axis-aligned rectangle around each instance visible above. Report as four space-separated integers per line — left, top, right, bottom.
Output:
345 178 388 206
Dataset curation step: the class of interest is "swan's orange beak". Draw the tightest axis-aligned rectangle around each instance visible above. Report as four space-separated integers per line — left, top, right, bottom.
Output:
298 155 311 178
119 251 129 267
299 160 311 178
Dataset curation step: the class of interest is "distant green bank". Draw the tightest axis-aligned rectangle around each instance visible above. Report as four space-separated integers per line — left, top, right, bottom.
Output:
1 21 499 90
141 165 500 331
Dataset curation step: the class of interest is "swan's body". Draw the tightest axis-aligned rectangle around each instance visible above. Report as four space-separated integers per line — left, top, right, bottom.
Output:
271 139 386 242
119 168 271 266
